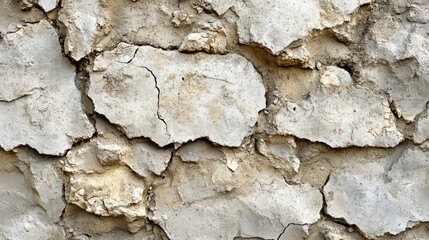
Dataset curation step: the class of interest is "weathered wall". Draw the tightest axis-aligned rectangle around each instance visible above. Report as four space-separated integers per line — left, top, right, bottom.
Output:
1 0 429 239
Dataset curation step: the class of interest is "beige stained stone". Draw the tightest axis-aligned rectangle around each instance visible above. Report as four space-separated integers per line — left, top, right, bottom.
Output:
68 166 147 221
320 66 353 87
256 136 301 173
65 131 172 178
178 19 227 54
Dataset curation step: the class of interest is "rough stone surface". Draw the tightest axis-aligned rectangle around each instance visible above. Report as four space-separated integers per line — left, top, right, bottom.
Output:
57 0 229 60
179 20 227 53
3 0 429 239
89 43 265 147
256 136 301 173
58 0 101 61
414 110 429 144
176 140 224 163
152 148 323 240
320 66 354 87
65 131 172 178
234 0 369 54
16 151 66 222
324 145 429 237
0 20 94 155
0 0 44 33
362 11 429 121
0 151 65 239
67 166 147 222
274 85 403 148
235 0 321 54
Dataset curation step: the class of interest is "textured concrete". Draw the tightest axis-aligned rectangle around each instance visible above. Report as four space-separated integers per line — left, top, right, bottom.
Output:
1 0 429 239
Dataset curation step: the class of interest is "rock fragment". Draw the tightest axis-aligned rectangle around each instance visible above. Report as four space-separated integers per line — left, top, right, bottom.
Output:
320 0 371 27
171 10 190 27
0 20 94 155
363 15 429 121
123 141 172 177
58 0 101 60
19 0 37 9
190 0 235 15
38 0 58 12
0 151 65 239
324 145 429 237
68 167 147 221
89 43 265 147
151 148 322 240
176 140 224 163
320 66 353 87
256 136 301 173
16 151 66 222
306 220 365 240
65 130 172 178
58 0 196 60
276 45 312 67
0 0 44 34
414 110 429 144
65 142 106 174
274 85 403 147
234 0 369 54
64 128 173 229
235 0 321 54
153 171 322 240
179 20 227 53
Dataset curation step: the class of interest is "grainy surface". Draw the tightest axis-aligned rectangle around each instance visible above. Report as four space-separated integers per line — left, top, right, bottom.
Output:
1 0 429 239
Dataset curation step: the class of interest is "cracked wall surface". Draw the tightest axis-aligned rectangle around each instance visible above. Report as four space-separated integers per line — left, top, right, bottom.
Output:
1 0 429 239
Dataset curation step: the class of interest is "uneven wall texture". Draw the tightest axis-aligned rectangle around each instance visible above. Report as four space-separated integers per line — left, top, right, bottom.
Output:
1 0 429 239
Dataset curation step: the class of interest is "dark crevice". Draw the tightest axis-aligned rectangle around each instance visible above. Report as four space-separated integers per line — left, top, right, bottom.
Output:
141 66 171 140
127 48 140 64
122 47 171 141
336 62 353 77
320 174 371 239
389 100 400 119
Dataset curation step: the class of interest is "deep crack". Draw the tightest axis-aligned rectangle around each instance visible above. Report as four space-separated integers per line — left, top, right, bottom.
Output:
142 66 171 140
123 47 171 141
